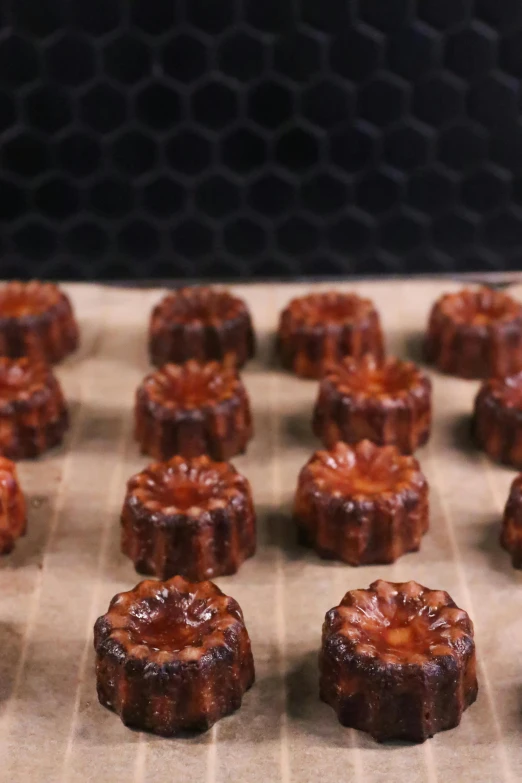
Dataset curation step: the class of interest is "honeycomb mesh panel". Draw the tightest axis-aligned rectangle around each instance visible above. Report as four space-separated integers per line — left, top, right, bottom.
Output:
1 0 522 280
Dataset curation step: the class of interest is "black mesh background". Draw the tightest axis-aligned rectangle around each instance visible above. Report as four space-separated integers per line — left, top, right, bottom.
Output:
1 0 522 280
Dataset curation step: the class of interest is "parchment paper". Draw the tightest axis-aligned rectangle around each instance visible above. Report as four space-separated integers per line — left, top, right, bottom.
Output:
0 279 521 783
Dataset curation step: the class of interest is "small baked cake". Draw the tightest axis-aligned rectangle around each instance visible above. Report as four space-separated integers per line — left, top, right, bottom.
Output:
0 358 68 459
149 286 255 368
425 286 522 379
501 474 522 568
121 455 256 580
277 291 384 379
135 360 253 461
293 440 428 565
0 457 26 554
473 371 522 468
313 355 431 454
320 579 478 742
94 575 255 735
0 281 78 364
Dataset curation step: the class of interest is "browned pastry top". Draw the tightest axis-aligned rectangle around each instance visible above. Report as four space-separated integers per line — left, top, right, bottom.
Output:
282 291 377 328
127 455 249 514
141 361 241 411
328 579 474 664
435 287 522 327
0 358 54 407
97 575 245 662
323 355 428 402
301 440 423 499
478 372 522 408
152 287 248 327
0 281 65 320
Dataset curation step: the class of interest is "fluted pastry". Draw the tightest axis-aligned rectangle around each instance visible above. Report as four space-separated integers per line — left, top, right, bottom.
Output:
94 575 255 735
320 579 478 742
277 291 384 379
294 440 429 565
121 455 256 580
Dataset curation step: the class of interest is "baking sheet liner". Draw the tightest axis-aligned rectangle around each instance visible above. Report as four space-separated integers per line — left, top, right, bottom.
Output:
0 279 521 783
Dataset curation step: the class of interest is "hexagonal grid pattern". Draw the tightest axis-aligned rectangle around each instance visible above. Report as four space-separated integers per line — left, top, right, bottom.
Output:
0 0 521 280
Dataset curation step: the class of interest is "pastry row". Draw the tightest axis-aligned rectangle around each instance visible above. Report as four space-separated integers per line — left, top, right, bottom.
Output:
93 573 477 743
3 345 522 468
2 280 522 380
3 440 522 571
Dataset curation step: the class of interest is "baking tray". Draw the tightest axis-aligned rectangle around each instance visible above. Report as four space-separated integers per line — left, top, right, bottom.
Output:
0 279 521 783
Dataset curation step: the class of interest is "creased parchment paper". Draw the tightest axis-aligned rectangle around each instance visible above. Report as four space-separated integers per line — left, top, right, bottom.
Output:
0 279 521 783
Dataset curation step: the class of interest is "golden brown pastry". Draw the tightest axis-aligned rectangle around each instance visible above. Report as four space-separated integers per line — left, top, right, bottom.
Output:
277 291 384 379
313 355 431 454
121 454 256 580
294 440 428 565
149 286 255 367
94 575 255 735
425 286 522 378
0 281 78 364
320 579 478 742
0 357 68 459
135 360 253 461
473 371 522 468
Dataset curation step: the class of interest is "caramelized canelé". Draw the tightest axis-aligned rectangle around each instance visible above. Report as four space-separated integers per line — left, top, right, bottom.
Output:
277 292 384 379
0 281 78 364
473 371 522 468
94 575 255 735
320 579 478 742
121 455 256 580
425 287 522 378
0 357 68 459
294 440 429 565
149 286 255 368
313 355 431 454
135 360 253 461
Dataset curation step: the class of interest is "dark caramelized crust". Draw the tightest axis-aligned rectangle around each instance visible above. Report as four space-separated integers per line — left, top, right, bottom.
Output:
294 440 428 565
277 292 385 379
94 575 255 735
320 579 478 742
0 358 68 459
425 287 522 379
473 372 522 468
501 474 522 568
0 457 26 554
149 286 255 368
135 360 253 461
121 455 256 580
0 281 79 364
313 355 431 454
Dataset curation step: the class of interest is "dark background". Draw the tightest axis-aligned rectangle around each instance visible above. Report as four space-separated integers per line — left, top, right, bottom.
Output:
1 0 522 281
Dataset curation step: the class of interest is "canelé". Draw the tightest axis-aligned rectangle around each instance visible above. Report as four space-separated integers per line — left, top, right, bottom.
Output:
0 281 78 364
149 286 255 368
121 455 256 580
0 357 68 459
277 292 384 379
94 575 255 735
313 355 431 454
320 579 478 742
425 287 522 379
135 360 253 461
294 440 429 565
